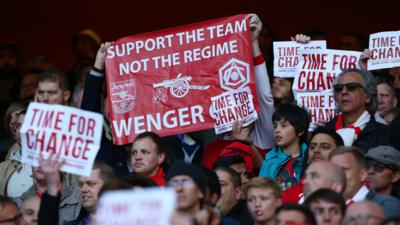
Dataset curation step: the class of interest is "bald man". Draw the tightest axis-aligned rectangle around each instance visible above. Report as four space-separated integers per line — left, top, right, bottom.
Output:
303 161 346 200
343 201 384 225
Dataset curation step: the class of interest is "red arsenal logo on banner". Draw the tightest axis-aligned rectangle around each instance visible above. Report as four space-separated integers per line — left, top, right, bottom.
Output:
105 14 258 145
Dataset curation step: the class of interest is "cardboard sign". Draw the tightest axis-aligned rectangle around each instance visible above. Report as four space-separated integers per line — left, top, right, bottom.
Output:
20 103 103 176
293 49 361 129
106 14 258 145
96 188 176 225
273 41 326 77
367 31 400 70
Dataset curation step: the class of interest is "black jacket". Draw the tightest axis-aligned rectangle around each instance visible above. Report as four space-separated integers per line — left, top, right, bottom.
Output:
326 115 388 153
81 70 129 175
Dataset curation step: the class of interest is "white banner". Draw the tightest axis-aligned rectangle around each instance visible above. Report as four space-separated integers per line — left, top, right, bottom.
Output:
96 188 176 225
20 103 103 176
273 40 326 77
367 31 400 70
209 86 258 134
293 49 361 129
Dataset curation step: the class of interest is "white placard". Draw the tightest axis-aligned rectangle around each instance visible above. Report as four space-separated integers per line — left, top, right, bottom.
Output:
96 188 176 225
293 49 361 129
273 40 327 77
20 103 103 176
367 31 400 70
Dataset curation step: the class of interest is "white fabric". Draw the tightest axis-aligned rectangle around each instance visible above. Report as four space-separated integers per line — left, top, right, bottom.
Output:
251 62 276 149
7 149 34 198
298 193 305 204
374 112 387 125
346 185 370 205
336 111 370 146
7 164 33 198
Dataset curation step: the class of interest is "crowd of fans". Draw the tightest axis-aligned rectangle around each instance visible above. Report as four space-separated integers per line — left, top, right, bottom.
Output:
0 14 400 225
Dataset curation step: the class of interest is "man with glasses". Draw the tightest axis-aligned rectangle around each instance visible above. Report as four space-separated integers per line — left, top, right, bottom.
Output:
326 68 387 152
166 161 207 216
0 196 27 225
365 145 400 197
343 201 384 225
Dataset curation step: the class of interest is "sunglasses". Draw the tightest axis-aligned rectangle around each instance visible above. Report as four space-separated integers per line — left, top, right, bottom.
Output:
333 82 363 93
367 160 394 173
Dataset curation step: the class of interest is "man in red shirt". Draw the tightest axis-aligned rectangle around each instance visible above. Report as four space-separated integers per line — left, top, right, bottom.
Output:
130 132 166 186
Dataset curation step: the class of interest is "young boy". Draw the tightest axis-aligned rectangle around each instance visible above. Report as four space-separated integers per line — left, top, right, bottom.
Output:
259 103 310 191
245 177 281 225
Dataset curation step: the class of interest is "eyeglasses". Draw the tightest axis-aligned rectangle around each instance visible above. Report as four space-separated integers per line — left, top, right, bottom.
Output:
167 178 195 188
0 213 22 224
333 82 363 93
367 160 394 173
343 214 382 225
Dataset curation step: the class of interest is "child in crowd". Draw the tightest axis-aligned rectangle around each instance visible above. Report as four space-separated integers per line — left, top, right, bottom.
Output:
259 103 310 191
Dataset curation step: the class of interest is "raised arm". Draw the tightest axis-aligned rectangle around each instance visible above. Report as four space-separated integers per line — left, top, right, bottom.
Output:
359 48 372 71
81 42 113 113
38 153 65 225
246 14 276 151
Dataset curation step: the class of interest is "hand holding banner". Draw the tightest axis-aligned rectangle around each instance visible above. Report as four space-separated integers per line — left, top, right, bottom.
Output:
105 14 259 145
20 103 103 176
367 31 400 70
273 40 326 77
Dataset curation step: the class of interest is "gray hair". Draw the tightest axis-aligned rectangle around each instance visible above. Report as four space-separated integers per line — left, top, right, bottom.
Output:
333 68 378 114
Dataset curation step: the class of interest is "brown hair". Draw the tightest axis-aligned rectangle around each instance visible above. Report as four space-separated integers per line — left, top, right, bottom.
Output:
244 177 281 199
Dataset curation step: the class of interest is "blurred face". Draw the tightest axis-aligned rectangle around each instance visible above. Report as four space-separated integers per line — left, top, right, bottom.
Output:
0 49 18 69
309 199 343 225
15 113 25 145
130 137 165 177
32 166 46 183
21 197 40 225
35 81 69 105
366 159 400 193
377 83 397 113
389 67 400 89
20 73 39 100
275 210 306 225
230 163 249 187
330 153 366 199
339 36 363 51
274 119 300 149
168 175 202 213
0 203 26 225
216 170 240 215
308 134 338 163
334 72 369 117
247 187 280 224
272 78 292 100
73 36 97 60
9 110 22 140
343 203 383 225
303 162 335 197
79 169 104 213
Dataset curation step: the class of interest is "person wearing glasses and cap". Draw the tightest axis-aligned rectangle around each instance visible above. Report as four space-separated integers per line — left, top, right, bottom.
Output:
365 145 400 198
325 68 388 153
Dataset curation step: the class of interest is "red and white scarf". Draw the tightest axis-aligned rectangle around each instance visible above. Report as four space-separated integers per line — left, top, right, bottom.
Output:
335 111 370 146
346 184 370 205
